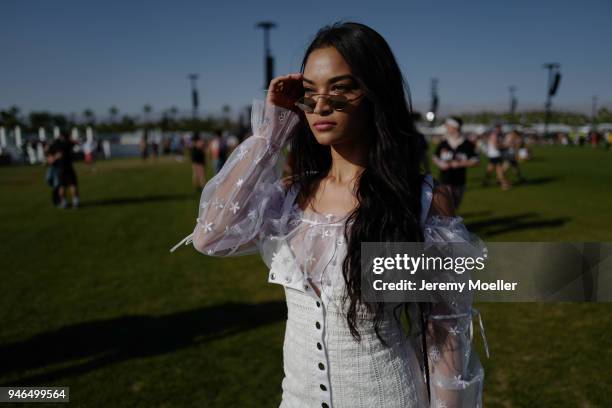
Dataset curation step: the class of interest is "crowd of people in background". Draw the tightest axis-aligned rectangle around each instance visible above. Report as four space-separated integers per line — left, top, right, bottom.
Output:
559 129 612 149
36 127 244 209
139 129 162 160
432 119 533 210
11 116 609 211
188 129 239 191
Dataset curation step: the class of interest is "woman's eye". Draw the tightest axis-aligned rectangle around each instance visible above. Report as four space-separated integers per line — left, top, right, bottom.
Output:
332 85 351 92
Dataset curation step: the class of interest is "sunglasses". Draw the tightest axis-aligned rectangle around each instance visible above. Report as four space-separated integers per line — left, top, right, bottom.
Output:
294 93 363 114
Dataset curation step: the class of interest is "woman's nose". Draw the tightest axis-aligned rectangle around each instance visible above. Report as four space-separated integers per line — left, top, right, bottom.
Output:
313 96 333 115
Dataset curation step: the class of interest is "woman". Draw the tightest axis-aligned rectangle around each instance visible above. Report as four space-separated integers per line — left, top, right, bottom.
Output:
190 132 207 191
171 22 486 408
502 130 525 183
482 126 510 190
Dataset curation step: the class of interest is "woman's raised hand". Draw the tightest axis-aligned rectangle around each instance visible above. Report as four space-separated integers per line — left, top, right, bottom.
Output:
266 73 304 111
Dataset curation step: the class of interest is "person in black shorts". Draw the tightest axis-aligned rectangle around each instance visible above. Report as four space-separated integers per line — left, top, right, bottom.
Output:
503 129 526 183
190 132 207 191
483 124 511 190
432 116 480 209
51 132 80 208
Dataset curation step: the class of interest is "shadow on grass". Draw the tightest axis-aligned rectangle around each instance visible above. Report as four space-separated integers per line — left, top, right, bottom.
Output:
0 301 286 386
458 210 493 219
80 193 196 208
515 176 561 186
472 176 561 190
466 212 571 237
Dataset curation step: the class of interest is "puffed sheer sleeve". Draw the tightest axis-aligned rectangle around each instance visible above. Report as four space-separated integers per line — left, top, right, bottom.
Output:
169 99 301 256
418 177 489 408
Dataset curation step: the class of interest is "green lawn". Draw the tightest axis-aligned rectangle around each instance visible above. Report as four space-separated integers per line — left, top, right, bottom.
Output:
0 146 610 407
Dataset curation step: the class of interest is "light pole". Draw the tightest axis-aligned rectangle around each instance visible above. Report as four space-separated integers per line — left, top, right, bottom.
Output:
188 73 200 120
509 86 517 124
426 78 439 126
543 63 561 138
256 21 277 90
591 95 598 128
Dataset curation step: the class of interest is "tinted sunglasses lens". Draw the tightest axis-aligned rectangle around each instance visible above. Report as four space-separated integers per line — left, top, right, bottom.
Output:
329 95 348 110
295 97 316 113
295 95 349 112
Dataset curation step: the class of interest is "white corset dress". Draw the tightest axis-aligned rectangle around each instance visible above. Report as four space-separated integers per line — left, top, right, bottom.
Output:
280 279 427 408
171 99 488 408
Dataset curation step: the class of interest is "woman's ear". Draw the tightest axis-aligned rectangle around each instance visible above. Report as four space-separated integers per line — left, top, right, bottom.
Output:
428 182 456 218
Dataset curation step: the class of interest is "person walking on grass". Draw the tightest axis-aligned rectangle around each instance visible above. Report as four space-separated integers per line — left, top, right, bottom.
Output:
482 124 511 190
51 132 80 209
190 131 207 192
45 141 62 206
432 116 480 210
503 129 526 183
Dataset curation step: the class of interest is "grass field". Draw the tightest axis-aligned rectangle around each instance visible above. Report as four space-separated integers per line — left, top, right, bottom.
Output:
1 146 611 407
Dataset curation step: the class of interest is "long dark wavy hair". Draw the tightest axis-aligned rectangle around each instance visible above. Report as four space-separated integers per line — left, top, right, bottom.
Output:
287 21 427 344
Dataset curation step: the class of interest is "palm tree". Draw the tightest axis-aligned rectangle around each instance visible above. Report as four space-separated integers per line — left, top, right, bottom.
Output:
109 106 119 123
1 106 21 127
142 104 153 128
222 104 231 118
83 109 95 125
222 104 232 127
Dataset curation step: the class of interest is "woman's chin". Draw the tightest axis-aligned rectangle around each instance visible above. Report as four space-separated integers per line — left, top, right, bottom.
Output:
313 132 344 145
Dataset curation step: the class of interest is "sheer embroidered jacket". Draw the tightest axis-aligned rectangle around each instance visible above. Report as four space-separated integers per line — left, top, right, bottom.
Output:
171 99 488 408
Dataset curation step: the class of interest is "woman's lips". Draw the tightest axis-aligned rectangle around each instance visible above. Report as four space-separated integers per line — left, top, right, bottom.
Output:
314 122 336 131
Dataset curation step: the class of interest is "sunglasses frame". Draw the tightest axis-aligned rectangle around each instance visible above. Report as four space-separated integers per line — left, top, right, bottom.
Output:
294 92 364 114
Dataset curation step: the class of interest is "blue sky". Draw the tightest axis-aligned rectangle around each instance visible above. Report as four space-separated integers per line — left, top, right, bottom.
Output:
1 0 610 118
